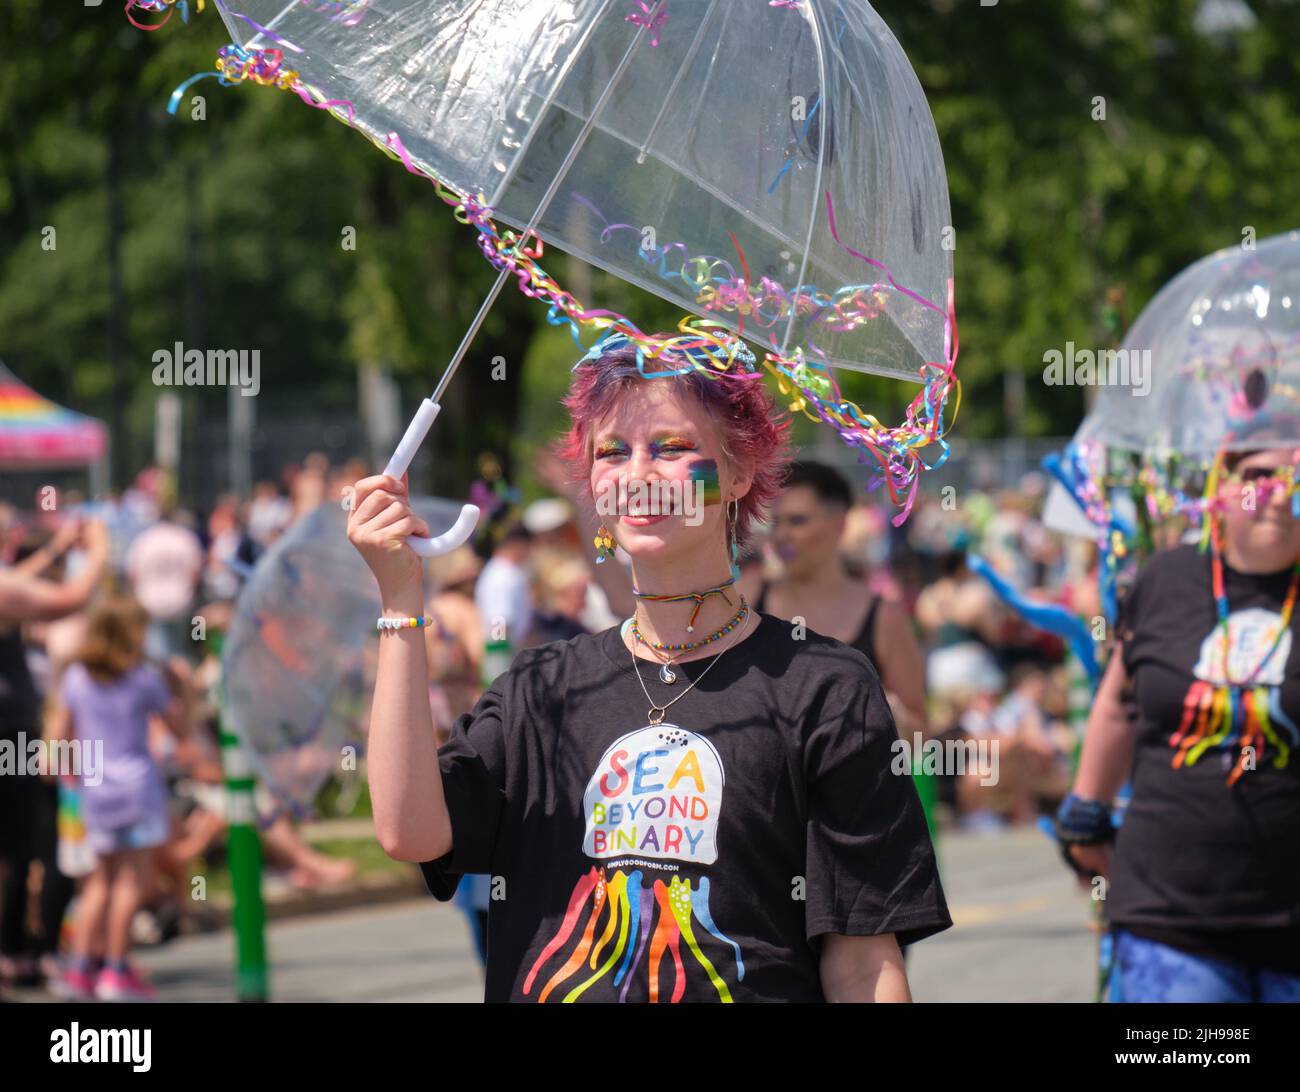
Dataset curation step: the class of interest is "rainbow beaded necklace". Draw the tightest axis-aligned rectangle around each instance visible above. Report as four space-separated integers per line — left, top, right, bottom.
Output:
630 599 749 656
1208 516 1300 688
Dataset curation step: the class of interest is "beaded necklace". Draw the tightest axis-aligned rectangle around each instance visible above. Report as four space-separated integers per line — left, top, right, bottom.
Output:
631 598 749 657
1208 517 1300 687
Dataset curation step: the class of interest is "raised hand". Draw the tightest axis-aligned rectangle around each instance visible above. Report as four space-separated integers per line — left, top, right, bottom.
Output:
346 474 432 609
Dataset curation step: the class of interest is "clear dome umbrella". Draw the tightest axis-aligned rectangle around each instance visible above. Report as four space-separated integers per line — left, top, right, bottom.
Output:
1044 231 1300 617
195 0 955 536
1073 230 1300 464
220 498 465 814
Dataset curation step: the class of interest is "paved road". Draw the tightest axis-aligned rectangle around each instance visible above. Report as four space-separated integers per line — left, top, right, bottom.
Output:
114 825 1096 1002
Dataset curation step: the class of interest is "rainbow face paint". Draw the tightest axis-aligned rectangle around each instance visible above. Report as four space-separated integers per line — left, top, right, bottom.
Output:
590 438 717 526
648 436 699 459
688 458 722 505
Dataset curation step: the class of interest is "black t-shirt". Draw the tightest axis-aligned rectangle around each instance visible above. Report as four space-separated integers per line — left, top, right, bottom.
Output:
420 613 950 1002
1109 543 1300 972
0 625 40 742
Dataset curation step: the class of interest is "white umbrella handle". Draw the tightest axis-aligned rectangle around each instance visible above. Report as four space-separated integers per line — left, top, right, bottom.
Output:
382 399 480 558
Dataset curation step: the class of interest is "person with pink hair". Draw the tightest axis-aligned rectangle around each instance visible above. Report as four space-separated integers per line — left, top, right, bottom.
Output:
349 335 949 1002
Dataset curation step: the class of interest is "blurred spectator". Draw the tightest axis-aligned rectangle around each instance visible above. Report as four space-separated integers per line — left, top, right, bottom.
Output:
203 494 244 601
522 498 578 551
290 452 330 520
0 519 109 984
755 461 929 736
524 495 618 633
48 595 188 1001
125 509 204 661
916 550 1007 702
526 550 591 646
0 521 107 988
475 521 533 649
423 546 483 744
246 481 292 549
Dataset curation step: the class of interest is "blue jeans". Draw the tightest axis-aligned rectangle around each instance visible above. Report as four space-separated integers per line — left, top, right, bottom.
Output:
1113 928 1300 1002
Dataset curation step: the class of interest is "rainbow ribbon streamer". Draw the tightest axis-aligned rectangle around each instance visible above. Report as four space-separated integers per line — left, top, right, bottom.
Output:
124 0 204 31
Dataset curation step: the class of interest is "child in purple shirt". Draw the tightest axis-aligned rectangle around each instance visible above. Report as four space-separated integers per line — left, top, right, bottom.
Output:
50 595 186 1001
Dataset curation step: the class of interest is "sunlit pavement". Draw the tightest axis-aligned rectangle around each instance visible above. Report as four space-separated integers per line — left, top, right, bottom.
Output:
907 824 1097 1003
7 824 1093 1003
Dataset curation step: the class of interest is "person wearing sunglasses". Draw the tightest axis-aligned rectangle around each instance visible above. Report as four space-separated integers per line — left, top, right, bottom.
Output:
1059 438 1300 1002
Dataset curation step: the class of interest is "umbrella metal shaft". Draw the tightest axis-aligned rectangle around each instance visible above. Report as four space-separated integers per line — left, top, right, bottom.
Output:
428 1 666 405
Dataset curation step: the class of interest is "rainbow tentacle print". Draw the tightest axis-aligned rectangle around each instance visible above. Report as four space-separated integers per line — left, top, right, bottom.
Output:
1169 680 1214 763
561 870 633 1003
1170 682 1295 782
535 870 610 1003
1225 689 1261 786
1267 687 1300 757
521 867 599 997
692 877 745 982
1248 686 1289 775
527 867 743 1003
649 880 686 1003
665 876 732 1002
619 885 656 1002
1183 685 1233 767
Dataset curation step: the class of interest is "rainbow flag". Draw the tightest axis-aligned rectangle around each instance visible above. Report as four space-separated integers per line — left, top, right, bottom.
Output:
0 362 107 466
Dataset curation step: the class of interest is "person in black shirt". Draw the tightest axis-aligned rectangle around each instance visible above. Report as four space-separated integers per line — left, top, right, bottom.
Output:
348 336 950 1002
0 517 110 987
750 460 928 738
1062 444 1300 1002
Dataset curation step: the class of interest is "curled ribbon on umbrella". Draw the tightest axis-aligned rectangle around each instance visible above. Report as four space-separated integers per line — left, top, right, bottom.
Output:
626 2 669 47
124 0 203 31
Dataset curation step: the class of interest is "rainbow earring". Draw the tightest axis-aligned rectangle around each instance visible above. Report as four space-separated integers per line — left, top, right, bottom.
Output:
594 524 617 564
727 499 740 579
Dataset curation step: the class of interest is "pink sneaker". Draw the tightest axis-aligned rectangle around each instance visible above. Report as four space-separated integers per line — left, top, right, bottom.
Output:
54 966 98 1002
94 966 157 1002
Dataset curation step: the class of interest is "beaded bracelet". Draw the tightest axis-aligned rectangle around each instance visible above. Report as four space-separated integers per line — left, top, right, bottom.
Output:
376 615 432 632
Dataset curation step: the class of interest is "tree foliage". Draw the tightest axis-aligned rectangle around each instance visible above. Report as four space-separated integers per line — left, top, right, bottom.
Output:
1 1 1297 498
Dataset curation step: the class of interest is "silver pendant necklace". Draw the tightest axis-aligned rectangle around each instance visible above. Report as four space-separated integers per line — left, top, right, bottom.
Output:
628 619 682 683
625 616 745 725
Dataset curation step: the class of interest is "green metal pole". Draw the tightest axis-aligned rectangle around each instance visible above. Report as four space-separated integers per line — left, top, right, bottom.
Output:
911 756 938 837
219 720 268 1002
1065 648 1090 773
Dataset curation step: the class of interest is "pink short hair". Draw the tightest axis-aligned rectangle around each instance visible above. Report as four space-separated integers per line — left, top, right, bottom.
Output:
555 341 791 542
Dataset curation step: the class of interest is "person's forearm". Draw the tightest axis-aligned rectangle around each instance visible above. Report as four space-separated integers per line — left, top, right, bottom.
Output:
14 543 58 576
879 608 929 737
39 546 109 619
369 590 453 861
1072 647 1133 803
820 934 912 1002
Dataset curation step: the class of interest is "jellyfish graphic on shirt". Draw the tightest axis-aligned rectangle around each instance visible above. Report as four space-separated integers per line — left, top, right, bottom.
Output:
1171 606 1300 784
522 723 745 1002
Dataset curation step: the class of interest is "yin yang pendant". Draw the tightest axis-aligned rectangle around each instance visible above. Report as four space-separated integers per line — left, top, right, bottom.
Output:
659 663 677 685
